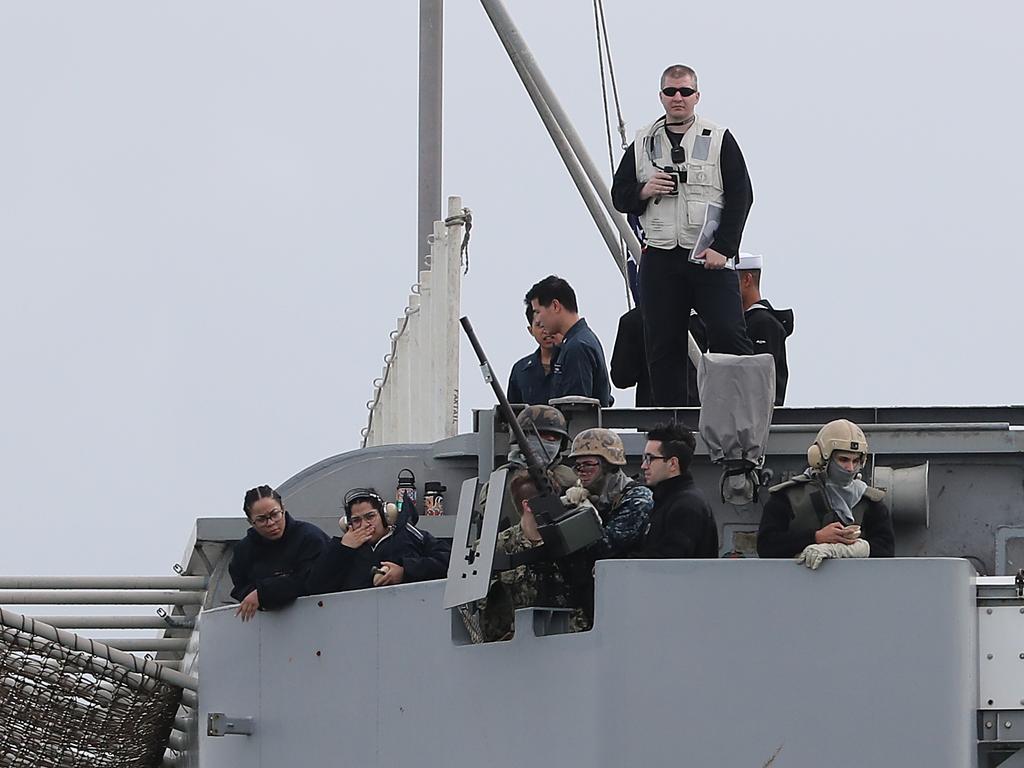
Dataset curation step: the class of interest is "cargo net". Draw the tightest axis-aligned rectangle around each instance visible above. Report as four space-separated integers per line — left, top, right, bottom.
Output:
0 620 182 768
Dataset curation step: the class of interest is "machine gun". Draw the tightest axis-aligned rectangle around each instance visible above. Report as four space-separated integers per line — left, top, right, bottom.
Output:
443 318 603 610
459 316 602 558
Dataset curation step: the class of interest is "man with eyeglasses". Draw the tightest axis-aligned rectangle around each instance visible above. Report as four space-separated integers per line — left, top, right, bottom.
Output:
229 484 330 622
611 63 754 407
306 488 451 595
631 421 719 558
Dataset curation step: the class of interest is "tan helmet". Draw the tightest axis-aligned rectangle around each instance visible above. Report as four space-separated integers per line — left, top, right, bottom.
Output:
517 405 569 439
807 419 869 469
568 428 626 466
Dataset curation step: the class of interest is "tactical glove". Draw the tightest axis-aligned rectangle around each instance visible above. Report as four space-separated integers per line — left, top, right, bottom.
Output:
795 539 871 570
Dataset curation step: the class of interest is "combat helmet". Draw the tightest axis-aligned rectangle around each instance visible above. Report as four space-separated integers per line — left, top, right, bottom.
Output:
516 405 569 439
807 419 868 469
568 428 626 465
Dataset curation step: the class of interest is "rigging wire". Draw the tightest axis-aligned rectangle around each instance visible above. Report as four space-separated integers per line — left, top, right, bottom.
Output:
593 0 632 308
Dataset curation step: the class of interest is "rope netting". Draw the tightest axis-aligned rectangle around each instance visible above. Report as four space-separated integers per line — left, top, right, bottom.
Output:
0 616 183 768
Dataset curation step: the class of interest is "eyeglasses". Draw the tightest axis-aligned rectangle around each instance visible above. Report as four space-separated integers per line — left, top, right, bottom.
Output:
573 460 601 472
349 509 379 527
251 508 283 526
641 453 671 466
661 86 697 98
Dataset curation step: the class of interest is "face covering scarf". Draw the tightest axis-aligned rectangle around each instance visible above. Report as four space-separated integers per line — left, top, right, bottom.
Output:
822 459 867 524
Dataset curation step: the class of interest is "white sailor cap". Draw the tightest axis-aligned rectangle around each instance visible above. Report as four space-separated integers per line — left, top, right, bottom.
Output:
737 252 763 271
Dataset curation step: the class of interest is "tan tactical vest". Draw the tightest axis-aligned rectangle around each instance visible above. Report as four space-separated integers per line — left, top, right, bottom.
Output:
633 114 726 251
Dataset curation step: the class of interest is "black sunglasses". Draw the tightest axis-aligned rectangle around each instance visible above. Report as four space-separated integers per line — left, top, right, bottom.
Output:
662 86 697 98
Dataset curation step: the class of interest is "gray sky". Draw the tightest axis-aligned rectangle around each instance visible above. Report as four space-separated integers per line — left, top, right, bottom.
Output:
2 1 1021 576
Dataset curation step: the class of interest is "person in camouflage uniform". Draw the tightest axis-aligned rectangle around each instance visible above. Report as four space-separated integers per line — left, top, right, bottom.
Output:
477 405 578 531
476 469 590 641
568 428 654 559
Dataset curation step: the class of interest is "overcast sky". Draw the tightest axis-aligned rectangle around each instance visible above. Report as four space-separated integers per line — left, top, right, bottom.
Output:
2 1 1021 577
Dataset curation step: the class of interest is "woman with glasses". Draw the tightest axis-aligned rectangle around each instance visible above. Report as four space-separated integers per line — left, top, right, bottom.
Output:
306 487 451 595
229 485 330 621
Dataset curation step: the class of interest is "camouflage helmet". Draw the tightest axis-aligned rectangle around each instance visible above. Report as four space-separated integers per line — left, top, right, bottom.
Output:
516 405 569 439
807 419 868 469
568 428 626 466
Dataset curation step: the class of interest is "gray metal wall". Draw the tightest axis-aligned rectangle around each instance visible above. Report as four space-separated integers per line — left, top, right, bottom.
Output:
200 558 977 768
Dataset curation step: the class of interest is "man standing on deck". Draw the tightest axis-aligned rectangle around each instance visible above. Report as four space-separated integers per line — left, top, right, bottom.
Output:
612 64 754 406
526 275 613 407
508 305 563 405
737 253 794 405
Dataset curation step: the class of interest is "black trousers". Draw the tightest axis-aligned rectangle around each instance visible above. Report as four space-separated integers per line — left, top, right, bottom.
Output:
639 245 752 406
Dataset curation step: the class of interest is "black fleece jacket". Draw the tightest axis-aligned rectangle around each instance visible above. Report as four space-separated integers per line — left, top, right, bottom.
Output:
306 523 451 594
228 512 330 609
631 471 719 558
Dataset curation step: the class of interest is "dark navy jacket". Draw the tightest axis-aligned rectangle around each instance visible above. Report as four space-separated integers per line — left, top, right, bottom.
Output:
549 318 613 407
507 347 556 405
610 307 652 407
228 512 330 609
306 523 451 594
745 300 794 406
631 472 718 559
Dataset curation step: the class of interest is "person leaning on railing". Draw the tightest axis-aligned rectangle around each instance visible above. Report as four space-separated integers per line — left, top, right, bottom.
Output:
756 420 895 569
229 485 330 621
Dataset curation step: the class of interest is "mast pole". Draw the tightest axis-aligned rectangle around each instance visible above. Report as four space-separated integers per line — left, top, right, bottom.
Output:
479 0 642 264
418 0 444 274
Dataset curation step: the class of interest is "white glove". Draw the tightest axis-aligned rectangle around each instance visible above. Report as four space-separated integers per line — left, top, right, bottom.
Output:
795 539 871 570
562 483 590 506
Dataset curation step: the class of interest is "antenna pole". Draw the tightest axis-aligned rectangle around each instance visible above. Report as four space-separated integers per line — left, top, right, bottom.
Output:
418 0 444 274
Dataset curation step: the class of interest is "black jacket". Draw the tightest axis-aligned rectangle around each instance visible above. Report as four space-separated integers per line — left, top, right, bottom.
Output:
745 300 794 406
610 307 653 407
756 484 895 558
306 523 451 594
228 513 330 609
507 347 556 405
631 472 719 558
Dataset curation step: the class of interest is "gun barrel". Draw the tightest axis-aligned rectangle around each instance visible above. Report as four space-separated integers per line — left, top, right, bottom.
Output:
459 316 553 495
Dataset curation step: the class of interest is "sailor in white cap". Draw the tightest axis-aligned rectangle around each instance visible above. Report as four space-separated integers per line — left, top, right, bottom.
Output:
737 253 794 405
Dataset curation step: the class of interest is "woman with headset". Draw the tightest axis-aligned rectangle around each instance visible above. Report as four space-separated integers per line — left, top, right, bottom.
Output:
305 487 451 594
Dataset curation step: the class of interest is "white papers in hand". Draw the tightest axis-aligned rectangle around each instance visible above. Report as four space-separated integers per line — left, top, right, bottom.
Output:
688 202 726 266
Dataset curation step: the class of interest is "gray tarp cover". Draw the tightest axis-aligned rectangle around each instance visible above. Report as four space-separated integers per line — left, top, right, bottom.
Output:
697 353 775 463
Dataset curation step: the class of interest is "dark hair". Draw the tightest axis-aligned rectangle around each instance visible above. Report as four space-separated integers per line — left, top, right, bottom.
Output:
344 488 385 518
660 64 698 89
525 275 578 314
646 421 696 472
243 485 283 517
525 303 535 325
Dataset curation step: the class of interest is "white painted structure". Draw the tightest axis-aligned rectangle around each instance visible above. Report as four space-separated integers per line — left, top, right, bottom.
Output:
363 195 467 447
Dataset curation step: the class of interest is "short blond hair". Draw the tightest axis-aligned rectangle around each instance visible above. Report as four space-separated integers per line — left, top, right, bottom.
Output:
660 64 698 89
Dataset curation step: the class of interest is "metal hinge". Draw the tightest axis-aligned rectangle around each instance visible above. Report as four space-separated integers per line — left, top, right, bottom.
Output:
1015 569 1024 599
207 713 255 737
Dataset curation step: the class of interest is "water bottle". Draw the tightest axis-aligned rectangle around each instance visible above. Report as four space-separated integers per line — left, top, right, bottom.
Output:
396 468 417 513
424 481 446 516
